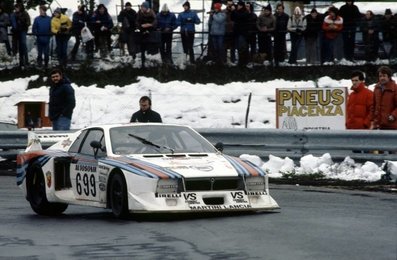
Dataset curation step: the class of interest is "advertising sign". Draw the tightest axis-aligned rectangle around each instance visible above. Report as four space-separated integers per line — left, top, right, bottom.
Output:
276 87 347 130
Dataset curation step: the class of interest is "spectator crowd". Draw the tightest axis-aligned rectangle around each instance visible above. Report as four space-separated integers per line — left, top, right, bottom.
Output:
0 1 396 69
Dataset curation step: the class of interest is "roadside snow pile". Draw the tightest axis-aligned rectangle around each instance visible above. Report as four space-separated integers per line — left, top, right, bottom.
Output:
241 153 397 182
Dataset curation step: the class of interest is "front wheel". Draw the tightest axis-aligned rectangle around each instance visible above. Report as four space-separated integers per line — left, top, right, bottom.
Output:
109 173 129 219
27 164 68 216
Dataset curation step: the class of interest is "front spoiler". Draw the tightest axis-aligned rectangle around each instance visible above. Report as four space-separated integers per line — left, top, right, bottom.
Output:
127 190 280 213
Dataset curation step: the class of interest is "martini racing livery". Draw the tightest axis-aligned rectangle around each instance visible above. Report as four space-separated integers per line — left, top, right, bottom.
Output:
17 124 279 218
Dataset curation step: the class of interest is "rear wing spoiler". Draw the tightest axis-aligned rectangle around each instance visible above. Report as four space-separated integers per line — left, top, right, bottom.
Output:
26 130 78 152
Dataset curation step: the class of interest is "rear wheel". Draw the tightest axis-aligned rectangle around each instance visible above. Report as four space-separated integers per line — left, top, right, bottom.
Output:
109 173 129 219
27 164 68 216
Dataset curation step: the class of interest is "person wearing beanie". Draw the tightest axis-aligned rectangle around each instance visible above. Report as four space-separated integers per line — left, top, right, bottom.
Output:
10 3 31 68
91 4 114 58
51 6 72 67
156 3 177 64
208 2 226 64
257 4 275 63
380 8 397 59
136 1 157 68
287 6 306 64
177 0 201 64
339 1 361 61
32 5 52 68
70 5 91 61
360 10 380 62
304 7 323 64
182 1 190 9
117 1 137 58
230 0 250 66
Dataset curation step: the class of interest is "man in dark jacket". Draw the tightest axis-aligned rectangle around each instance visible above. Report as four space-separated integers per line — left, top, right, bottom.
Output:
118 2 137 58
130 96 162 123
273 3 289 66
339 1 361 61
49 69 76 130
11 3 30 68
71 5 91 60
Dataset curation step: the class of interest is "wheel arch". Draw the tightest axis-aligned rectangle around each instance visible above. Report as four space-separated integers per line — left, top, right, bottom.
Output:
106 167 125 209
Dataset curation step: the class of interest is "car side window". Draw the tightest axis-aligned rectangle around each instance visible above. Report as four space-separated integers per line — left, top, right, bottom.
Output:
69 130 88 153
79 129 105 157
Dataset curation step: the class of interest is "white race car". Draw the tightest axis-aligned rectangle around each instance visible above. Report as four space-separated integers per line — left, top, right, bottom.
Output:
17 124 279 218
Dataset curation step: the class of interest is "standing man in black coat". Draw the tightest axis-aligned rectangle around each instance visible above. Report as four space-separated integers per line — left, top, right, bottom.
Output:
339 1 361 61
49 69 76 130
273 3 289 66
118 2 137 58
130 96 162 123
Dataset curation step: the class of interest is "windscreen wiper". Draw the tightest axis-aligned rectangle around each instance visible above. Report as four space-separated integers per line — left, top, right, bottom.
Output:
128 133 175 154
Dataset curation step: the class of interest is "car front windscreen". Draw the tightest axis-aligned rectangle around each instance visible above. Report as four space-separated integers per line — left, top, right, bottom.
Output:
110 125 217 155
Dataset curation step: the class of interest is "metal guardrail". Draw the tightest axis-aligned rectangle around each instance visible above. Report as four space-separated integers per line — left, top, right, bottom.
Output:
0 129 396 164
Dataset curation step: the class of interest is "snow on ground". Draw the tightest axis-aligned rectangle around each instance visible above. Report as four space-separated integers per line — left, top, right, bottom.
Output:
1 1 396 182
1 74 396 182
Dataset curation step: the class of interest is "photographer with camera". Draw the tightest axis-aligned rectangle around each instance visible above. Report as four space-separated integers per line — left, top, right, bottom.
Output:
51 8 72 67
287 6 306 64
176 1 200 64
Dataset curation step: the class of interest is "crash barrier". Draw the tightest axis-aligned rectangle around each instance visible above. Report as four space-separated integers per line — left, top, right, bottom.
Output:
0 129 396 164
198 128 397 164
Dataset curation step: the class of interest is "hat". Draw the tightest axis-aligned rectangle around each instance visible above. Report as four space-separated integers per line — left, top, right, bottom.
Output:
385 8 392 15
264 4 271 11
54 7 61 14
214 3 222 11
328 6 338 15
183 1 190 8
141 1 149 9
125 2 132 7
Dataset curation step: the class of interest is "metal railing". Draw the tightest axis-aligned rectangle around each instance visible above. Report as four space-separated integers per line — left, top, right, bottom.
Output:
1 129 396 165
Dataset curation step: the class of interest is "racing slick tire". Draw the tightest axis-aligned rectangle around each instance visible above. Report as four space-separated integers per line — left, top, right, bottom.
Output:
109 172 129 219
27 164 68 216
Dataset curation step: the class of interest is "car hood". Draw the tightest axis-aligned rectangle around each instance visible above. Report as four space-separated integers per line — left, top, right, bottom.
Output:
104 153 266 179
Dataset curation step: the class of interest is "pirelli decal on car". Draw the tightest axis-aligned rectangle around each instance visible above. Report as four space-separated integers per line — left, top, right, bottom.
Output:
222 155 266 177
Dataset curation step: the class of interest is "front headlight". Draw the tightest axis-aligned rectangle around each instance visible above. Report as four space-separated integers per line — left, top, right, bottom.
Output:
245 176 266 192
156 178 180 196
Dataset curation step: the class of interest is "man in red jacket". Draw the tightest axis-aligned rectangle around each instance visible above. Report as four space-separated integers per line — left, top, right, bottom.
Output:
346 70 373 129
371 66 397 130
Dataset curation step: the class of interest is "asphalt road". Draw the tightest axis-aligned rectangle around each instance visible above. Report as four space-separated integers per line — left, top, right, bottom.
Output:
0 176 396 260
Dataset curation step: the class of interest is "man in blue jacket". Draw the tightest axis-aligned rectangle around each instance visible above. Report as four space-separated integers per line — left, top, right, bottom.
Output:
177 1 200 64
49 69 76 130
157 3 177 64
32 6 51 68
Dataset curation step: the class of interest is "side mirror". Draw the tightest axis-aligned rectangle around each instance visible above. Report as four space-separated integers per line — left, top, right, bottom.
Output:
215 142 224 152
90 140 102 149
90 140 106 158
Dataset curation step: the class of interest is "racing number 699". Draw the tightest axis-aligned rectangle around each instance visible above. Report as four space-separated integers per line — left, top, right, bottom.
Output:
76 172 96 197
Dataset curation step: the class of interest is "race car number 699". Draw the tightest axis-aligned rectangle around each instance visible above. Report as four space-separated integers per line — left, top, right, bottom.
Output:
76 173 96 197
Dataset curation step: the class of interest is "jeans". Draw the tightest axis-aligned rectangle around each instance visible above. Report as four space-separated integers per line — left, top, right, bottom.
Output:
52 116 71 130
56 34 70 66
17 31 28 66
36 39 50 66
181 31 195 63
211 35 224 63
